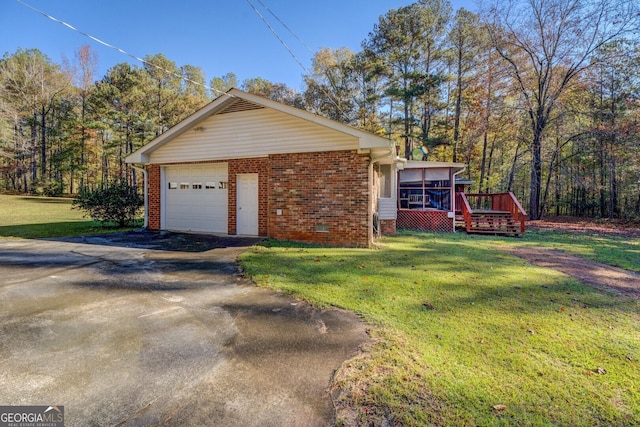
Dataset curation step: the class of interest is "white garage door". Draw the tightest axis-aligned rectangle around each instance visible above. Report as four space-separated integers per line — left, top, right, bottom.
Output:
164 164 228 233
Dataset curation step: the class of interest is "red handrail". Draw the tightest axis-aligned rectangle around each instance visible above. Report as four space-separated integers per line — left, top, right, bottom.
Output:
507 192 527 234
456 192 527 234
456 192 473 233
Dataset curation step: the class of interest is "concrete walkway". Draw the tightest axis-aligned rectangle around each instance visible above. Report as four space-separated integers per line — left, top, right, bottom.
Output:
0 232 368 426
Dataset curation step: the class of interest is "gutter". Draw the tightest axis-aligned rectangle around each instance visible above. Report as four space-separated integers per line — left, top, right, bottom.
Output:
131 165 148 229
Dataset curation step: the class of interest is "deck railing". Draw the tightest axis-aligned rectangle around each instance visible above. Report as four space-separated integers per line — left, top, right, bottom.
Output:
456 192 473 233
456 192 527 234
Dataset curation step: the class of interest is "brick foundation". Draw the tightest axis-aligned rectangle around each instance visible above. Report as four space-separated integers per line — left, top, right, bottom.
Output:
380 219 397 234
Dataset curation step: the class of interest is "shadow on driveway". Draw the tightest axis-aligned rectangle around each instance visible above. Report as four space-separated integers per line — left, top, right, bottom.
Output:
52 229 265 252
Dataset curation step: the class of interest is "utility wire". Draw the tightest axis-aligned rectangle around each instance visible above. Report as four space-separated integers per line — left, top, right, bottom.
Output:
15 0 233 97
18 0 351 117
245 0 352 122
244 0 309 74
255 0 315 55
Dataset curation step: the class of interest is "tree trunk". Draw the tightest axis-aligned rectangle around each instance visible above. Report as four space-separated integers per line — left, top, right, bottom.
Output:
599 138 607 217
529 122 543 220
30 113 38 184
529 135 542 220
404 98 411 160
452 47 463 163
80 92 86 191
480 66 493 193
480 131 488 192
40 105 47 180
507 140 521 192
609 148 617 219
486 139 495 194
554 143 561 216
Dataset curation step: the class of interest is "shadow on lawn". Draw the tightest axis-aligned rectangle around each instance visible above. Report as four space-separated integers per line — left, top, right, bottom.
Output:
246 234 640 317
18 197 73 204
0 221 104 239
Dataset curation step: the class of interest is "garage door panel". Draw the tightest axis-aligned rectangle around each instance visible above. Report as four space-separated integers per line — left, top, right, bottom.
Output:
164 164 228 233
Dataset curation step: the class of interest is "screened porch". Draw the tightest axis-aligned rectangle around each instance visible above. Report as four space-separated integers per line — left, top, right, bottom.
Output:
397 162 465 232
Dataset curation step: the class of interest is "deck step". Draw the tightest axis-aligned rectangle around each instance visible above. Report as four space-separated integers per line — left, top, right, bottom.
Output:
466 212 520 236
457 192 526 237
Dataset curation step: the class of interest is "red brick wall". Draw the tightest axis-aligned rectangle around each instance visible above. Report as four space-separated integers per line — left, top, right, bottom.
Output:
228 158 270 236
144 151 373 247
380 219 396 234
147 164 161 230
268 150 371 248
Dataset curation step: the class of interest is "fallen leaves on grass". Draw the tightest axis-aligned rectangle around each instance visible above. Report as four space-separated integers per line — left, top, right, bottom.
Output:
422 301 435 310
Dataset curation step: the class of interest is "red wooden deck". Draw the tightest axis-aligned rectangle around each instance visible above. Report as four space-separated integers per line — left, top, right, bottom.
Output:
456 192 527 236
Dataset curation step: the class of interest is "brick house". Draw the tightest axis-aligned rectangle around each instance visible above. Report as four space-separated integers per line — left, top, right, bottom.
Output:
125 89 402 247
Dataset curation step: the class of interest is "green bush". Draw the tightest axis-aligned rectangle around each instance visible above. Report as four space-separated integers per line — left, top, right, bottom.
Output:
73 180 143 227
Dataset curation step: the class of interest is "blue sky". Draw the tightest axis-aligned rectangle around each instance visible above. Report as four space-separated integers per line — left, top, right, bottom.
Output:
1 0 477 91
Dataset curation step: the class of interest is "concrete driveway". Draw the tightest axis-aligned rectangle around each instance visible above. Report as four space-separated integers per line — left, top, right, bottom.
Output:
0 232 368 426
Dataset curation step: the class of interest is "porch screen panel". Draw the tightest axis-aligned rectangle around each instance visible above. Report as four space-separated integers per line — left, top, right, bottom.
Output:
424 168 451 210
399 168 452 210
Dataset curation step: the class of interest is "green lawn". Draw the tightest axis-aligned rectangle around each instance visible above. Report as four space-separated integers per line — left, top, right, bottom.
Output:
239 232 640 426
0 194 137 238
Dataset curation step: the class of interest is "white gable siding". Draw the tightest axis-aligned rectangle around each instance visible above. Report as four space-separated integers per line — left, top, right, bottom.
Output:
149 108 359 163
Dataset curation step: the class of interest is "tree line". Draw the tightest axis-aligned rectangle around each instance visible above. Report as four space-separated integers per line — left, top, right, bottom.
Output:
1 0 639 220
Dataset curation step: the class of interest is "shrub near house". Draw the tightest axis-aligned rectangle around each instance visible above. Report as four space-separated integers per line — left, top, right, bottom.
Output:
73 180 143 227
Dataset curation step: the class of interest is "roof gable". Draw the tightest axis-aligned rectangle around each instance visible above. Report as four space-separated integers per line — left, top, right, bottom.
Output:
126 89 393 164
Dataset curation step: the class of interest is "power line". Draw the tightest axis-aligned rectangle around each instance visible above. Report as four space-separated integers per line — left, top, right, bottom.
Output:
15 0 233 98
254 0 315 55
245 0 353 122
17 0 352 119
245 0 309 74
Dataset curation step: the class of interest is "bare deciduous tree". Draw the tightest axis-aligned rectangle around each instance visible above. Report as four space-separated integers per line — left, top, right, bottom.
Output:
485 0 639 219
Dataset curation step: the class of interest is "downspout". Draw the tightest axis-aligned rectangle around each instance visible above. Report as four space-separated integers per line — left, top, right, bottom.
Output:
368 157 375 247
131 165 148 229
452 166 466 233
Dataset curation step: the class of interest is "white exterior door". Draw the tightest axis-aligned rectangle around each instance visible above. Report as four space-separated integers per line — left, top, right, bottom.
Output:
236 173 259 236
164 164 228 233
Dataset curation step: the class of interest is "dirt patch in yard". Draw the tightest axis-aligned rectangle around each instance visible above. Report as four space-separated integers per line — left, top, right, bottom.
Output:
507 246 640 300
529 216 640 238
508 217 640 300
